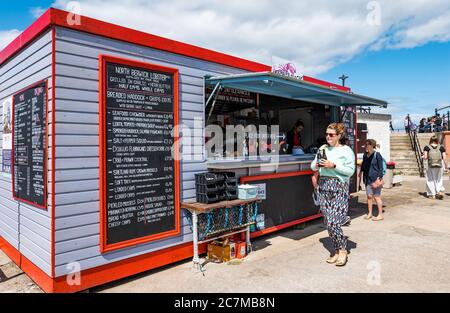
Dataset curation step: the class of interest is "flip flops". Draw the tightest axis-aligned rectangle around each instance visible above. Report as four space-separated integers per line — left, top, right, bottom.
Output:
372 216 384 221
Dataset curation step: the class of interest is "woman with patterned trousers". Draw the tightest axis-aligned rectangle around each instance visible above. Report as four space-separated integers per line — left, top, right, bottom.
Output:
311 123 356 266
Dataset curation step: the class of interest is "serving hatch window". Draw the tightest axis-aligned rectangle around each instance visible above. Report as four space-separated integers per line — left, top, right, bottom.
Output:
204 85 332 160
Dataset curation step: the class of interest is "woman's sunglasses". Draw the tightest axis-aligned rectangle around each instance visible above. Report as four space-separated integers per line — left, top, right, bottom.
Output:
325 133 337 137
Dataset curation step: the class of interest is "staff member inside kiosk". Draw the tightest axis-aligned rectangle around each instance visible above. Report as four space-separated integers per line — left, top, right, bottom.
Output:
286 119 304 154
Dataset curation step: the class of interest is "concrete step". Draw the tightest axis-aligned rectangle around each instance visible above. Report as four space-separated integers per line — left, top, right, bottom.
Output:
391 158 420 163
390 138 410 141
397 171 421 176
390 137 411 141
391 143 412 149
394 159 420 164
391 144 412 147
394 163 420 168
391 147 413 151
396 168 420 172
390 142 412 145
395 166 421 171
391 150 414 153
391 142 412 146
390 152 416 157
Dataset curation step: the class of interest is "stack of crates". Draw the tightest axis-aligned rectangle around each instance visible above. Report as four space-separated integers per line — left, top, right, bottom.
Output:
195 172 224 204
222 172 238 200
195 172 238 203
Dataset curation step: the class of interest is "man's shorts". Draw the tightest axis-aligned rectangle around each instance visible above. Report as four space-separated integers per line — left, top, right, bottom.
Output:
366 184 382 197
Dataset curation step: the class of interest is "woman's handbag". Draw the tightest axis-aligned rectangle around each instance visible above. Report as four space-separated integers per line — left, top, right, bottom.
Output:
371 177 384 189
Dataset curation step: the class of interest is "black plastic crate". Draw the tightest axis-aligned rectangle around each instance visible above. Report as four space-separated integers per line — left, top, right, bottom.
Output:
225 189 238 200
196 193 219 204
221 171 236 179
225 179 238 189
216 182 226 191
196 183 218 194
217 192 226 202
195 172 224 185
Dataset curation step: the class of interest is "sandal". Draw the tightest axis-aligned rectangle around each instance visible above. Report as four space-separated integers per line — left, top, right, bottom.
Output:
326 254 339 264
335 252 348 267
364 214 373 220
372 216 384 221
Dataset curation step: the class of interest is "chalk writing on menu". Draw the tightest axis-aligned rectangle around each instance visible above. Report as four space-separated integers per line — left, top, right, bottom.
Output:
105 62 176 245
13 81 47 208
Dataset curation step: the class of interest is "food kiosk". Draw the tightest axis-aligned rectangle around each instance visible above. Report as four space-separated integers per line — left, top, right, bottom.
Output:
0 8 387 292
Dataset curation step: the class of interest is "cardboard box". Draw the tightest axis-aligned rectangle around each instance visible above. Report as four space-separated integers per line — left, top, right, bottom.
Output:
207 241 236 262
235 241 247 259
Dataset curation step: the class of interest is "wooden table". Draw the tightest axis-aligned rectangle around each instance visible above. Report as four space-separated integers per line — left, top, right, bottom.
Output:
182 198 260 270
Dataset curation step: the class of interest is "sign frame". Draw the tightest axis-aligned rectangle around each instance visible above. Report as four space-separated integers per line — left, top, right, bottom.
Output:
11 80 48 210
340 105 358 193
99 55 180 253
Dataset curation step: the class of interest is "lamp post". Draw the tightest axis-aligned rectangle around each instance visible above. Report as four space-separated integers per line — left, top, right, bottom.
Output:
339 74 349 87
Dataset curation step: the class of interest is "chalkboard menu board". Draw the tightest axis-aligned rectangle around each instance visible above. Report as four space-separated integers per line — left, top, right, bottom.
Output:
241 172 320 230
341 106 357 193
12 81 47 209
100 56 180 252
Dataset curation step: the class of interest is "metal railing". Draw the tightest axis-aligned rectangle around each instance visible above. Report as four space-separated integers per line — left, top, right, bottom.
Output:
406 114 425 177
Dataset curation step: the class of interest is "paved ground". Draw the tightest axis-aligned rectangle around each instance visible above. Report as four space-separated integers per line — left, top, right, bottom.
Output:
1 175 450 293
0 252 41 293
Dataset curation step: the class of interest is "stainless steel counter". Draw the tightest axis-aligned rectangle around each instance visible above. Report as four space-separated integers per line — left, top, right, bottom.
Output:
206 154 315 170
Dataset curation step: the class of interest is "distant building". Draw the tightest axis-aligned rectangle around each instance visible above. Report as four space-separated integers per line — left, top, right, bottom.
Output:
357 113 392 161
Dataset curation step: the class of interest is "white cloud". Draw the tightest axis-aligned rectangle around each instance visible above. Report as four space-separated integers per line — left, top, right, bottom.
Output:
2 1 450 75
30 6 47 19
44 0 450 76
2 1 449 131
0 29 21 50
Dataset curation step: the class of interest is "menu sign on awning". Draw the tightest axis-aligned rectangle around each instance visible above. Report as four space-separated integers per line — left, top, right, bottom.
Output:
205 85 257 113
99 55 180 252
12 81 47 209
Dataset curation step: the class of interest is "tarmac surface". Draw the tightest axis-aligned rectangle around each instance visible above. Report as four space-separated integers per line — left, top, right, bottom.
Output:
1 175 450 293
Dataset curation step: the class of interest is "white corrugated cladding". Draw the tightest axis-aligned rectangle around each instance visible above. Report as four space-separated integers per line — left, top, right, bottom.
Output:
0 30 53 275
53 27 249 276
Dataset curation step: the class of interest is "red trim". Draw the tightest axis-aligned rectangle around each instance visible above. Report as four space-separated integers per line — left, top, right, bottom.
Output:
0 236 21 266
1 8 270 73
11 80 49 210
20 254 55 293
0 9 52 65
303 76 351 93
250 213 323 238
51 242 206 293
240 170 314 183
51 27 56 278
0 235 207 293
99 55 181 253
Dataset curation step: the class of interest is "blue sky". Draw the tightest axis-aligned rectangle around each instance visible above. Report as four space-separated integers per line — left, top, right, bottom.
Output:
0 1 52 29
319 41 450 129
1 1 450 130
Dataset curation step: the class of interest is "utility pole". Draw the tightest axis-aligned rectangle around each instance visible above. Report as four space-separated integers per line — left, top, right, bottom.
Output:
339 74 349 87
